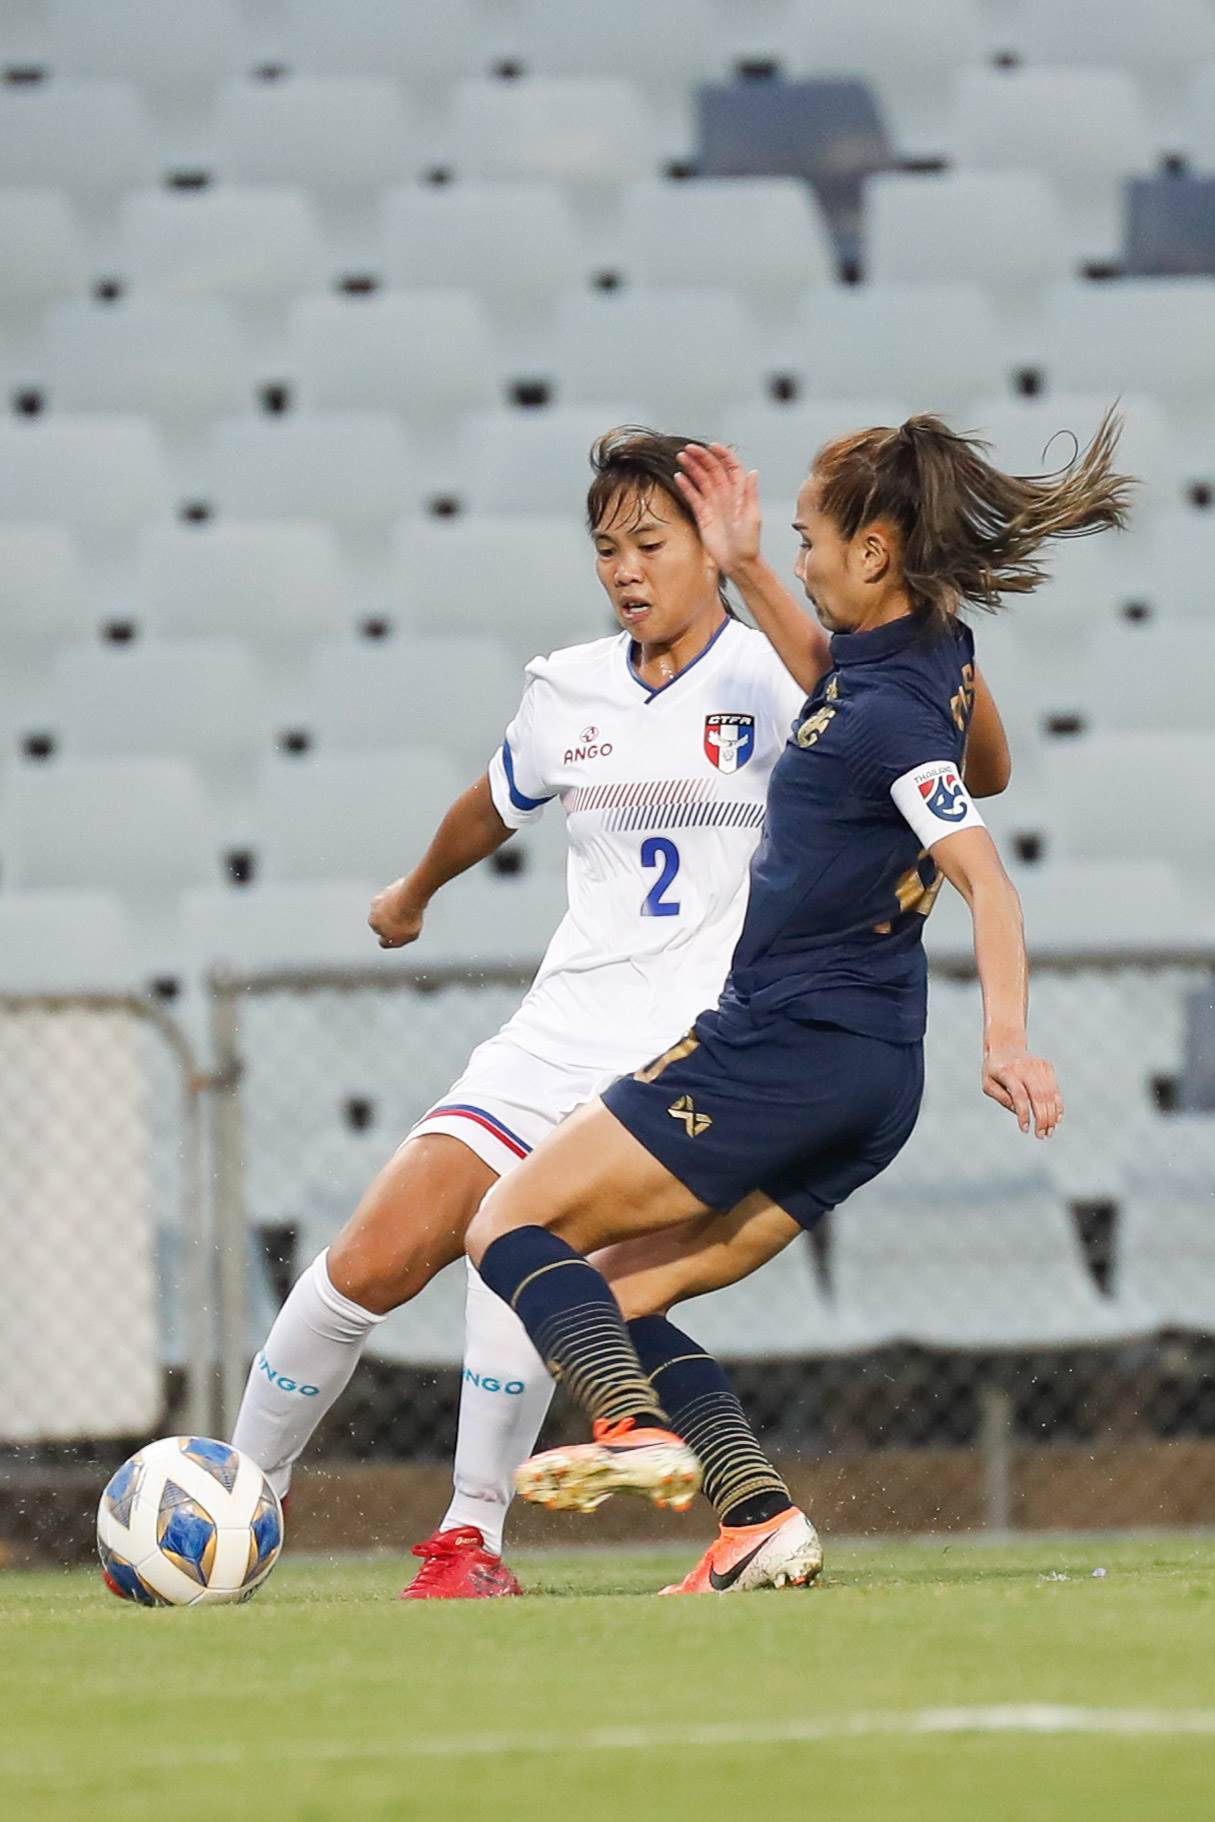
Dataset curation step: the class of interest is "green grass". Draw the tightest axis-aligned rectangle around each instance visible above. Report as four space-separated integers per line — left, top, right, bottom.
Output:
4 1536 1215 1822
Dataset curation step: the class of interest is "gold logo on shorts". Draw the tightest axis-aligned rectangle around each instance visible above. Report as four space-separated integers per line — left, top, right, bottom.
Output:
667 1095 712 1137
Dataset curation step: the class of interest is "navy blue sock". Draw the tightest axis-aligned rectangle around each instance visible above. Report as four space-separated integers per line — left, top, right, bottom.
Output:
479 1228 668 1429
629 1315 792 1528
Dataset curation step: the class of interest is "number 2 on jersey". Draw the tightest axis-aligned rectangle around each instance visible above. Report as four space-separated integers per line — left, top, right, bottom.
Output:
640 837 681 917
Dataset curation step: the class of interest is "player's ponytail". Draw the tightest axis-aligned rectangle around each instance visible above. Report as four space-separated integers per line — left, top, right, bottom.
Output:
814 406 1135 630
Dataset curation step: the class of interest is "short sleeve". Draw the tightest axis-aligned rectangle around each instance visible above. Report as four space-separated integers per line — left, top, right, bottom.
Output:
487 668 556 829
848 690 984 848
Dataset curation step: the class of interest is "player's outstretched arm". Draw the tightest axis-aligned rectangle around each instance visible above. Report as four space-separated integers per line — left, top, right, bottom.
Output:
369 774 513 948
931 826 1064 1139
675 442 831 695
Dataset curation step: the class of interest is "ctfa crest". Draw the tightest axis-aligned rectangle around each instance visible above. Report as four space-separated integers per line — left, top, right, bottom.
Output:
704 712 755 774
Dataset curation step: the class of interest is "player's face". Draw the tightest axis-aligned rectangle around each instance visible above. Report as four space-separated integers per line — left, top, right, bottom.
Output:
792 477 861 632
793 476 894 633
593 486 719 644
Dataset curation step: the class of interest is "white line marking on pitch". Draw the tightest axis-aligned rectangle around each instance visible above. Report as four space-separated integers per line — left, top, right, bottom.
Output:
9 1706 1215 1782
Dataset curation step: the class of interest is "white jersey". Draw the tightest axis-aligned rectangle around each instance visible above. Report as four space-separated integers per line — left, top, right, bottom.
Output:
486 617 805 1074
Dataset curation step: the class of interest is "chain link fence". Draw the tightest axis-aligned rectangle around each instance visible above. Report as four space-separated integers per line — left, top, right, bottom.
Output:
0 994 210 1561
5 960 1214 1557
207 955 1215 1532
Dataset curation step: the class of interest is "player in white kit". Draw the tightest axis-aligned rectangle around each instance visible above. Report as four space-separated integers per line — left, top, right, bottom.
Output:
230 427 814 1597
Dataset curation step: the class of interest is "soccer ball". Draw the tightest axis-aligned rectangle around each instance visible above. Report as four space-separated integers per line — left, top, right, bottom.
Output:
96 1436 283 1607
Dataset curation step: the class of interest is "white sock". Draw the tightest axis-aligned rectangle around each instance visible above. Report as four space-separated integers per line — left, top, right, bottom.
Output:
231 1249 385 1500
439 1258 554 1556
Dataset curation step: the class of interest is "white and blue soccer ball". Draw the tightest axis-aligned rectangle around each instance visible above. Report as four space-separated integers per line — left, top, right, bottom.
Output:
97 1436 283 1607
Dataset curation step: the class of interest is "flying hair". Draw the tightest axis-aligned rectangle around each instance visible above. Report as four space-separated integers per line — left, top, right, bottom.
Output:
812 407 1136 629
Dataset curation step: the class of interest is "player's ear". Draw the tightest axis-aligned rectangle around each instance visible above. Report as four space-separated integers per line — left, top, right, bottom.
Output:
860 524 894 584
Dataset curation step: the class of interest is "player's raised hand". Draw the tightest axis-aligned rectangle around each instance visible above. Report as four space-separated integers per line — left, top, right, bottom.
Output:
368 878 426 948
983 1045 1064 1139
675 442 762 579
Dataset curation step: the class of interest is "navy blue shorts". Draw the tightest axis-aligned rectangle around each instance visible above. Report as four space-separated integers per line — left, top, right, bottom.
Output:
601 998 924 1232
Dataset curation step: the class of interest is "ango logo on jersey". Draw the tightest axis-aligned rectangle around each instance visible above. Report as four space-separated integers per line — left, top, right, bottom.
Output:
564 725 614 763
918 767 968 822
704 713 755 774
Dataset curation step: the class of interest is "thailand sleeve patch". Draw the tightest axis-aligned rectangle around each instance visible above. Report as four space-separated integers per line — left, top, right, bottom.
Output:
891 760 985 847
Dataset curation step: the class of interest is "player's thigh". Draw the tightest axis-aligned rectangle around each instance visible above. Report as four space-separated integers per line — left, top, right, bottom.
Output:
327 1134 498 1314
466 1099 711 1264
596 1191 802 1321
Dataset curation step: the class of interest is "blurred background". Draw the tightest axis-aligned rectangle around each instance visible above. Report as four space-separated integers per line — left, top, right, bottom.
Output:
2 0 1214 1561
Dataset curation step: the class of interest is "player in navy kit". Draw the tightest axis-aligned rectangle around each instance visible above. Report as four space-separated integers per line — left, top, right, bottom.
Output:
466 410 1134 1591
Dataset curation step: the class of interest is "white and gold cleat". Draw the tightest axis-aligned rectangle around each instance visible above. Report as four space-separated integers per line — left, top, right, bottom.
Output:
514 1417 702 1515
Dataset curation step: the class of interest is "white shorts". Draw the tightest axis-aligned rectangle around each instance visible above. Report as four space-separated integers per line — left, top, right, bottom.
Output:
405 1031 620 1177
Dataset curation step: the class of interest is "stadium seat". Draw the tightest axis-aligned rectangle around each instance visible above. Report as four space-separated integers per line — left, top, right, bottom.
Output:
0 526 91 650
380 181 583 303
462 406 657 517
1040 280 1215 426
1125 175 1215 279
696 77 892 269
136 521 353 647
515 0 723 157
0 889 140 993
790 0 984 159
215 76 415 194
0 189 88 307
926 858 1213 964
0 417 170 531
1138 509 1215 619
298 636 519 777
391 516 599 651
616 178 836 306
961 393 1178 522
418 867 571 965
836 1172 1155 1348
674 1241 889 1359
797 285 1006 415
1088 625 1215 733
181 879 391 975
1181 60 1215 170
46 297 249 423
1014 0 1215 142
2 757 221 893
1117 1118 1215 1332
120 187 328 301
952 68 1153 265
207 413 415 527
1042 732 1215 876
0 79 158 196
720 398 910 513
864 171 1070 358
47 0 245 92
281 0 497 88
255 749 463 884
287 291 499 420
50 640 266 777
549 288 761 418
450 78 661 183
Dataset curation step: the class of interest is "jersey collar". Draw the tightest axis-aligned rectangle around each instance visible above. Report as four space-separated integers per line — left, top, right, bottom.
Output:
626 614 733 702
830 613 926 667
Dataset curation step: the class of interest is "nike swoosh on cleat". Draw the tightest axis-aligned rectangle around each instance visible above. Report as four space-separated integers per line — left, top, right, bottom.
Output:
708 1538 771 1591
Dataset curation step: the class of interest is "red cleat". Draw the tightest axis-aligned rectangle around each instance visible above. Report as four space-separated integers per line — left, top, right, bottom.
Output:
399 1526 523 1600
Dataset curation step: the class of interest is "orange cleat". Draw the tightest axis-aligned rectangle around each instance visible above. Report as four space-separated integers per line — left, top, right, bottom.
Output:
399 1526 523 1600
660 1507 823 1594
514 1416 702 1514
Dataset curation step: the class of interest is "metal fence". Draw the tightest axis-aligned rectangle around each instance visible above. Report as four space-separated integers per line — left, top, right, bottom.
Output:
205 955 1215 1532
4 958 1215 1557
0 993 210 1559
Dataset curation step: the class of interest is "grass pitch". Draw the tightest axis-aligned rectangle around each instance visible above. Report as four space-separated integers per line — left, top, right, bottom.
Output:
3 1535 1214 1822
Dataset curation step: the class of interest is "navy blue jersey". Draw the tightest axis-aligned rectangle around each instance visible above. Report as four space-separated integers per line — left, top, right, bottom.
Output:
726 614 977 1042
